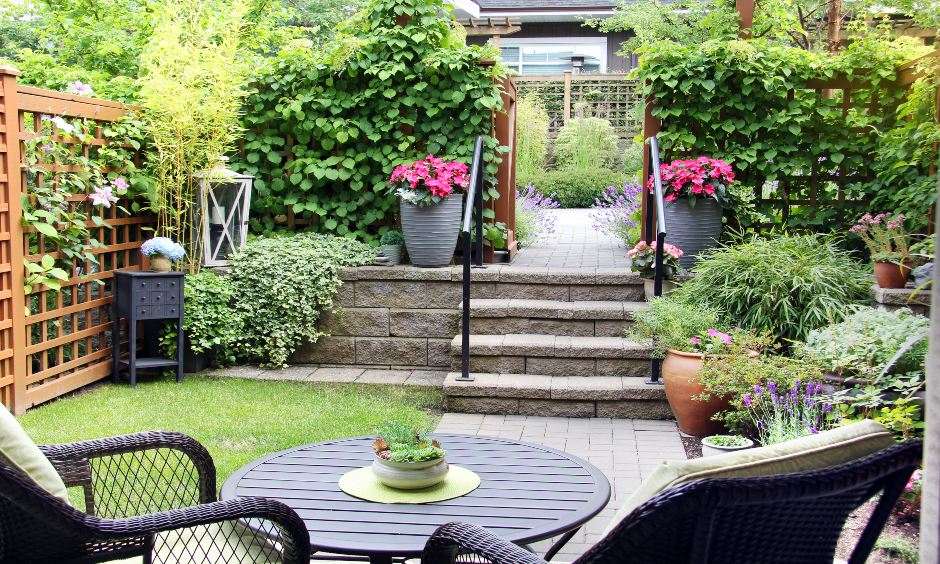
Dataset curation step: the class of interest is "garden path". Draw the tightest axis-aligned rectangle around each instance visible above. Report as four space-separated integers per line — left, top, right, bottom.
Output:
513 209 630 269
434 414 686 561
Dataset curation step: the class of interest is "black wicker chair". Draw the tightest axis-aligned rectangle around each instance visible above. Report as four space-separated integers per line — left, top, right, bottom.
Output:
0 430 309 563
422 440 922 564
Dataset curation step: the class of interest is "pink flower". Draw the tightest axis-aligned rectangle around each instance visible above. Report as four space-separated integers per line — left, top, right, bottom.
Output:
689 337 701 345
66 81 94 96
88 185 118 208
707 328 733 345
112 177 129 192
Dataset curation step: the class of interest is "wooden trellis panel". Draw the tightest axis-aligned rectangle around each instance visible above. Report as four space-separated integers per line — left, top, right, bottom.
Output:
0 67 151 414
512 73 643 138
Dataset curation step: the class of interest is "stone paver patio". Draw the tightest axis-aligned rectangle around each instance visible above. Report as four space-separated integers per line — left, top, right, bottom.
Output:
434 413 686 561
513 209 629 269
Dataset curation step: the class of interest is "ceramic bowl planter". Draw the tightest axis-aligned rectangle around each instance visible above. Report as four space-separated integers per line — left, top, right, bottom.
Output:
874 260 913 289
662 349 729 437
371 456 449 490
150 255 173 272
400 194 463 268
664 199 723 270
701 435 754 457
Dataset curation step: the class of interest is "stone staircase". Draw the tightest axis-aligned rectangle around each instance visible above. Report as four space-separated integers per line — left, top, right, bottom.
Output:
444 268 670 418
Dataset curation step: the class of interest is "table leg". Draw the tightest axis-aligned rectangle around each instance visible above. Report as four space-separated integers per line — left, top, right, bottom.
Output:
544 527 580 562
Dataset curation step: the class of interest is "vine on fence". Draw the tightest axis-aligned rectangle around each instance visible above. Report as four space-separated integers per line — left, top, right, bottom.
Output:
235 0 507 240
636 37 932 230
21 115 149 296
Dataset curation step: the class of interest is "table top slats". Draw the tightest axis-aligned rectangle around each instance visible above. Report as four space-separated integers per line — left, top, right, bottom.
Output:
220 434 611 558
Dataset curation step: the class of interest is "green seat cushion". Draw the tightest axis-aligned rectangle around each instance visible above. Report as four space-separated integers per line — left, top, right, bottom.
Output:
0 403 69 503
108 519 284 563
605 420 895 534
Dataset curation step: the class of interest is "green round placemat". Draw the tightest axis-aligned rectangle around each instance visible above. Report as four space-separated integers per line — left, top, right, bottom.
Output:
338 465 480 504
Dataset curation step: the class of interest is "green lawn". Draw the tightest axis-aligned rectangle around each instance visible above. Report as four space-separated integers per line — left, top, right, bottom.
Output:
19 375 443 485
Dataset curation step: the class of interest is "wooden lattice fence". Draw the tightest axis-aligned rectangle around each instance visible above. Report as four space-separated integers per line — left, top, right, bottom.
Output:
0 67 152 414
513 73 643 138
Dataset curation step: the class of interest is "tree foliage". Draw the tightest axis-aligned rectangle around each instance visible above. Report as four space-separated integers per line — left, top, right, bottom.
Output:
234 0 507 240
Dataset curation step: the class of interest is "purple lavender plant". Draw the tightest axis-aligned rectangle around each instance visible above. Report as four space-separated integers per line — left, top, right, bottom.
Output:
515 184 560 246
743 380 838 445
588 181 642 244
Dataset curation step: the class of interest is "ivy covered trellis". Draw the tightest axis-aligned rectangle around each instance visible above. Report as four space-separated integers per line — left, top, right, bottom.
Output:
235 0 508 241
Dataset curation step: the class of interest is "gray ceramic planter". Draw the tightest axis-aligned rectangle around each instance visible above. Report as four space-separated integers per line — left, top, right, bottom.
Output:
371 456 449 489
400 194 463 268
380 244 403 266
664 198 723 269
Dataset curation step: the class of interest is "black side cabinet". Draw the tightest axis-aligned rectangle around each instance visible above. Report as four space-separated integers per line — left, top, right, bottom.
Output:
112 271 184 387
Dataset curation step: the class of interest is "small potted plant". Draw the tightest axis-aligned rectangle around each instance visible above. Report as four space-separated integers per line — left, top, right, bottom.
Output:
651 157 736 268
627 240 683 298
389 156 469 268
371 422 448 490
701 434 754 457
850 212 912 288
380 230 404 266
140 237 185 272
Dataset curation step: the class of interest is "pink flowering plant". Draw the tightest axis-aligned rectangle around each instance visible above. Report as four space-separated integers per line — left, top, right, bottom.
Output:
650 157 736 208
389 155 469 206
686 328 737 355
850 212 910 262
627 240 683 279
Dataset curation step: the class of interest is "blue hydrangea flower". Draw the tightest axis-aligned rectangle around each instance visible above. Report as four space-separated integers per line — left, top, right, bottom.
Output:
140 237 185 261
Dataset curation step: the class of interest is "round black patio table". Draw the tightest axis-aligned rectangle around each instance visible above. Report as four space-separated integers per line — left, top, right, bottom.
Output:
220 434 611 563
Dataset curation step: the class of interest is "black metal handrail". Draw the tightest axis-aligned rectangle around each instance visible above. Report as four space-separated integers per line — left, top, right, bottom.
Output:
644 135 667 384
457 136 486 382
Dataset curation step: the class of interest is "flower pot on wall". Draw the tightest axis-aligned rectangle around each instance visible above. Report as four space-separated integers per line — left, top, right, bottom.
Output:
380 244 403 266
662 349 728 437
874 260 912 289
400 194 463 268
663 199 723 270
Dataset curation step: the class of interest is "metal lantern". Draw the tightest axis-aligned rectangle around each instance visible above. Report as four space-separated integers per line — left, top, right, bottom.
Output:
196 157 253 267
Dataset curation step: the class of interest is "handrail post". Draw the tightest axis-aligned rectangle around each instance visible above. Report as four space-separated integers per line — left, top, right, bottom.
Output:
457 136 486 383
474 166 483 267
646 135 667 386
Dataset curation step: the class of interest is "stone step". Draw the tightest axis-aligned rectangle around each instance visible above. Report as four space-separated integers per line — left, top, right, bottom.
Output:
450 334 652 377
466 299 647 337
443 372 671 418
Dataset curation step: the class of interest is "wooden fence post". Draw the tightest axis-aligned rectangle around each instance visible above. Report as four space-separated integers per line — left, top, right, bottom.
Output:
562 71 572 124
0 66 28 415
735 0 754 39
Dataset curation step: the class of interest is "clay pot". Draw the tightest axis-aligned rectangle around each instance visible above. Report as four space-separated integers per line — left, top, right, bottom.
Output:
150 255 172 272
662 350 729 437
873 260 912 289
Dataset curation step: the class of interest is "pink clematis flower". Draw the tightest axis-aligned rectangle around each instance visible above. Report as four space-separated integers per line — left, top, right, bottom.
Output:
88 185 119 208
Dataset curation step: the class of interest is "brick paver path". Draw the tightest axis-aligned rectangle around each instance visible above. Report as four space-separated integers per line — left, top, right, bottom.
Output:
434 414 686 561
513 208 630 269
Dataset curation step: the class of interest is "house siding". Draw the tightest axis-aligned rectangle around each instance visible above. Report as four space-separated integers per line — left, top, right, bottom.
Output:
468 22 635 73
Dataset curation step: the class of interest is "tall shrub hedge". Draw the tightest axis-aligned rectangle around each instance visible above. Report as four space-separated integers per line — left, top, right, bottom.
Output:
235 0 506 240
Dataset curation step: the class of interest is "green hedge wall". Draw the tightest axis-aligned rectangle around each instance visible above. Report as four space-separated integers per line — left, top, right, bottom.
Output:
234 0 506 241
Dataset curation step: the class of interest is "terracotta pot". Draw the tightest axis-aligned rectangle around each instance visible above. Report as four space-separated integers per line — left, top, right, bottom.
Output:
874 260 912 289
150 255 172 272
662 350 729 437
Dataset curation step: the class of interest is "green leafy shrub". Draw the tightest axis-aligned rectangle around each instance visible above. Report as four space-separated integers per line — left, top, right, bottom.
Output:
676 234 870 343
517 168 628 208
229 233 374 367
516 93 549 177
622 140 644 177
630 297 722 357
183 271 246 364
797 307 929 377
553 116 620 170
635 37 928 230
380 230 404 246
236 0 506 240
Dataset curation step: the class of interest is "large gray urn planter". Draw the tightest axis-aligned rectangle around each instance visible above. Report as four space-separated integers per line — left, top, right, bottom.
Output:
664 198 723 269
400 194 463 268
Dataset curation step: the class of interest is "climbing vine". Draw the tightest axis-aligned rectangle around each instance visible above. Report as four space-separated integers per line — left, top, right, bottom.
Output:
636 37 932 230
234 0 507 240
21 114 149 295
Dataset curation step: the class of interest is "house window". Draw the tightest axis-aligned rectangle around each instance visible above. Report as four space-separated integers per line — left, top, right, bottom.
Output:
497 38 607 75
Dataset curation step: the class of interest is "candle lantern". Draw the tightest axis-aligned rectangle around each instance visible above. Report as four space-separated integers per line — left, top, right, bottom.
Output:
196 157 253 266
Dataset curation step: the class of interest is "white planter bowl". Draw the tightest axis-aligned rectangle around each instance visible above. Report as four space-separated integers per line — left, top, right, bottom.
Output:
371 456 449 490
701 436 754 457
